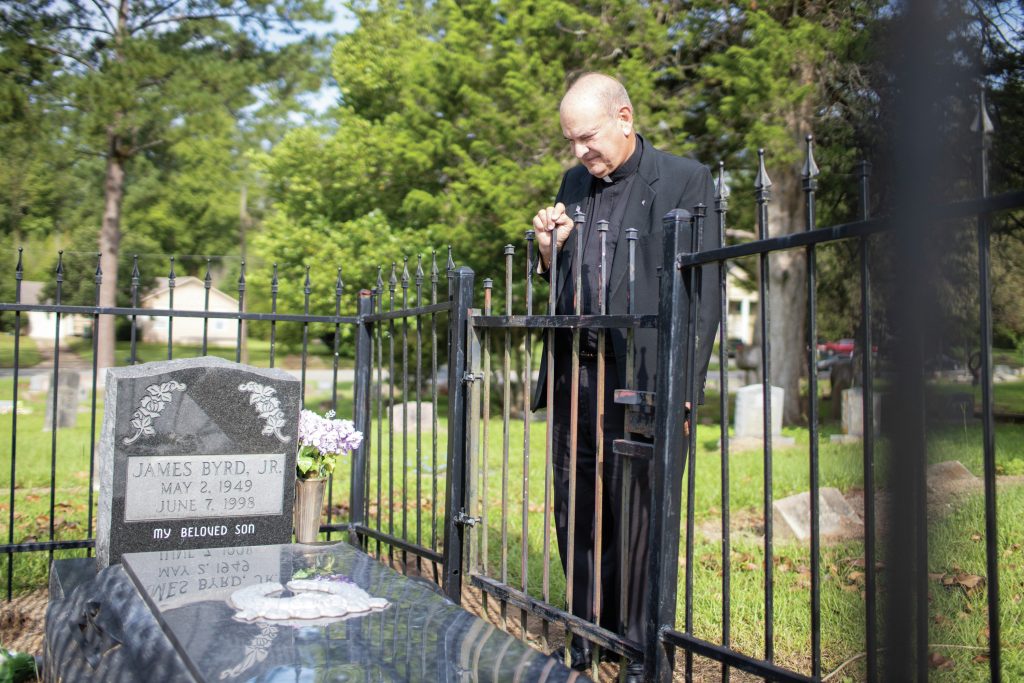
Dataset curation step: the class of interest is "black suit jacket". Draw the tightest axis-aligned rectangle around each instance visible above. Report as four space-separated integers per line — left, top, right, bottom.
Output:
531 140 720 412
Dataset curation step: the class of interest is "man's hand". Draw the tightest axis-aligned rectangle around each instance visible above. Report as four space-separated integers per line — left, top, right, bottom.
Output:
532 202 576 269
683 401 691 437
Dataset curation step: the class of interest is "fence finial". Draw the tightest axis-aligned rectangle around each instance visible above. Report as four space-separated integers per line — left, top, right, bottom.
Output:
131 255 140 287
755 148 772 191
56 250 64 283
302 264 310 295
802 135 820 181
168 256 177 286
204 258 212 289
239 259 247 293
972 89 994 136
716 161 730 201
94 252 102 284
390 262 398 288
431 251 438 284
415 254 424 285
376 265 384 292
336 266 344 296
402 257 410 287
16 247 23 281
446 246 455 273
271 263 279 294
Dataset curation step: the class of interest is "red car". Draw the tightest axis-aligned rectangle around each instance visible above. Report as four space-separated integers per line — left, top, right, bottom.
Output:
818 338 856 356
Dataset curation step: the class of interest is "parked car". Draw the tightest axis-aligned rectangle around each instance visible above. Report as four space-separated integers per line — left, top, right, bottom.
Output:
817 338 856 356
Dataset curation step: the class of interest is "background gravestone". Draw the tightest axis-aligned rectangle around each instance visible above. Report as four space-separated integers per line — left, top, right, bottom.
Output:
96 356 301 567
831 387 882 443
43 371 80 430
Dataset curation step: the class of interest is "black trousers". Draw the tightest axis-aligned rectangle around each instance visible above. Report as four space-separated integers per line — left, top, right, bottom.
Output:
550 354 652 646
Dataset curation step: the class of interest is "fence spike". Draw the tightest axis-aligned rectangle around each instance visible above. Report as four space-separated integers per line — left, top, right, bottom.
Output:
131 255 140 287
972 89 994 135
239 259 247 293
415 254 424 285
802 136 820 181
716 161 731 200
431 250 439 284
55 250 64 283
390 262 398 288
303 264 310 295
15 247 23 281
402 257 410 287
447 246 455 273
271 263 279 294
376 265 384 292
755 149 772 191
168 256 176 286
94 252 102 285
204 259 212 289
336 266 344 297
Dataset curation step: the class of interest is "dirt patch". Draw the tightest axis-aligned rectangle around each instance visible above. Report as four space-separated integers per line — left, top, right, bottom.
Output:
0 588 46 656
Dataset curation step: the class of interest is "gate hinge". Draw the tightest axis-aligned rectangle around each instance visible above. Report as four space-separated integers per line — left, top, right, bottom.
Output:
462 372 483 384
453 509 481 527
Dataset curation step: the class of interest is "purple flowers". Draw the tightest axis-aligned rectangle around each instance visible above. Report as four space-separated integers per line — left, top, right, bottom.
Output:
296 410 363 480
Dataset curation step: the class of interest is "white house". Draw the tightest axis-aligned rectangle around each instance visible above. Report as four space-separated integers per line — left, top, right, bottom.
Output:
725 265 758 345
140 276 239 346
23 281 90 342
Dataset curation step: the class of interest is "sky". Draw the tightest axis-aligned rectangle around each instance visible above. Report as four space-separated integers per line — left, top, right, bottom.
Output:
282 5 359 115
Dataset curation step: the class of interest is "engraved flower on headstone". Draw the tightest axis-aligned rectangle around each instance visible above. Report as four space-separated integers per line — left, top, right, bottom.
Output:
238 381 290 443
123 380 187 444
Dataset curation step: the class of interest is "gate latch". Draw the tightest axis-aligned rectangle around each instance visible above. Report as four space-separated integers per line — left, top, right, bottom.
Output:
462 372 483 384
453 509 481 527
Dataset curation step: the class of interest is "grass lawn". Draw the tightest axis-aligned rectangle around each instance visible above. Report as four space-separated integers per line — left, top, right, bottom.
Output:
3 375 1023 680
0 334 41 368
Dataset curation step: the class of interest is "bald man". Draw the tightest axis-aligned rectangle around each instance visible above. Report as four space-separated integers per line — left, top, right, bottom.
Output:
531 73 720 680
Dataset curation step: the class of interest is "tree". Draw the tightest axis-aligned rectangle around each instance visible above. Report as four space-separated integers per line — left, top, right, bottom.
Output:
1 0 331 366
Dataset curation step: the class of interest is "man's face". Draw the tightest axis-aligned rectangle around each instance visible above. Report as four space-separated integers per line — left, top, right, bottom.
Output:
560 98 634 179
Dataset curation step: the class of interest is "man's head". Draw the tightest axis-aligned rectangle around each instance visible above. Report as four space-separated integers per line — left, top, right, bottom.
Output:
559 73 636 179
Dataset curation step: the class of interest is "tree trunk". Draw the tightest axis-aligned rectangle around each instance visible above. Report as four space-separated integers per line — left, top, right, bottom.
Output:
767 161 808 425
97 137 124 369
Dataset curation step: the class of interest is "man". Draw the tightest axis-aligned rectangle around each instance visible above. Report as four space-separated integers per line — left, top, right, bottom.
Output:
531 73 720 680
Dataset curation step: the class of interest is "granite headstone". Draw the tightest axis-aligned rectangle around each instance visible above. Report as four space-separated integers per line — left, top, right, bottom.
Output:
96 356 301 567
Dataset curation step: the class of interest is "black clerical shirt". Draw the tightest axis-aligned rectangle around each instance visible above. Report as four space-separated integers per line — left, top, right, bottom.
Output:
559 134 645 354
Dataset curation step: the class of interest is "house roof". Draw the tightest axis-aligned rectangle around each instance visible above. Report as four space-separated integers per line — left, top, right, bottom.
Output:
141 276 238 306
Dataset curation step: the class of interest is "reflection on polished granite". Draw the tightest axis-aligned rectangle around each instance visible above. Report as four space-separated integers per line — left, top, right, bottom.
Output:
120 542 579 683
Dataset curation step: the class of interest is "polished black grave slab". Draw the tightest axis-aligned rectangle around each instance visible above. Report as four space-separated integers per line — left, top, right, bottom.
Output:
117 542 577 683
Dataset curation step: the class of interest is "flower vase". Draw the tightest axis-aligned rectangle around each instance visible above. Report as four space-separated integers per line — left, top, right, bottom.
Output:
294 477 327 544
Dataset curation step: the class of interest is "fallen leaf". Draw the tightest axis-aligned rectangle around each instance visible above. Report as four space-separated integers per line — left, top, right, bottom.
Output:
841 583 860 593
970 533 982 542
848 571 865 583
942 575 956 586
744 562 759 572
928 652 955 670
956 574 985 591
978 626 990 642
933 614 948 625
928 572 946 582
972 653 990 664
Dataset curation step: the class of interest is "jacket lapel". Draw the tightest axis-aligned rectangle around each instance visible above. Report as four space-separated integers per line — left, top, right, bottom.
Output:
609 147 659 306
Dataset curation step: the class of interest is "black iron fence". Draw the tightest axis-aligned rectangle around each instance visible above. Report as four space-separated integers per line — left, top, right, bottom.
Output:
449 140 1024 682
3 155 1023 683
